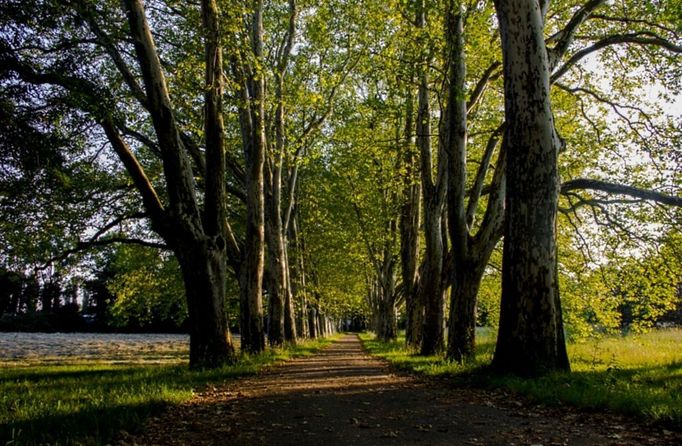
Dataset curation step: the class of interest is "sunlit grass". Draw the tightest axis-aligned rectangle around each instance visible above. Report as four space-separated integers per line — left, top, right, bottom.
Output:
1 335 338 445
569 329 682 370
359 329 496 377
360 328 682 428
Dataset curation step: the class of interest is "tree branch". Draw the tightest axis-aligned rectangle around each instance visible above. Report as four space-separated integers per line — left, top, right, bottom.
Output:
551 32 682 83
101 117 166 222
589 14 679 37
77 1 150 110
546 0 606 71
561 178 682 207
466 123 504 228
119 124 161 156
86 212 147 242
466 61 501 113
291 55 360 149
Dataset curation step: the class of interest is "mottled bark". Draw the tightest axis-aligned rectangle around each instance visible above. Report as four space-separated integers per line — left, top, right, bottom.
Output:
399 90 423 348
239 0 267 354
415 0 446 356
492 0 570 375
449 144 506 360
121 0 236 367
375 246 398 341
177 239 235 368
265 163 286 346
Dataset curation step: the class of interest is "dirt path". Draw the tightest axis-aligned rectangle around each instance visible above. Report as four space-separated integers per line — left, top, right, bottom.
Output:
127 334 680 445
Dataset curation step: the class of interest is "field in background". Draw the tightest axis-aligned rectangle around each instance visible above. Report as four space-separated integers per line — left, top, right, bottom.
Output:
360 328 682 429
0 332 190 366
0 334 335 445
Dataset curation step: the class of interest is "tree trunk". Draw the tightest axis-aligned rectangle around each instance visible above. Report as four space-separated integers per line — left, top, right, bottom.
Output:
376 297 397 341
406 282 424 348
308 304 318 339
448 262 484 361
317 312 325 336
399 88 423 349
492 0 570 375
264 0 299 347
282 241 297 342
446 154 505 361
290 214 309 338
419 201 445 355
296 294 309 338
414 0 446 356
265 174 286 346
442 4 474 362
121 0 239 367
376 262 397 341
239 0 267 354
239 260 265 353
177 240 236 368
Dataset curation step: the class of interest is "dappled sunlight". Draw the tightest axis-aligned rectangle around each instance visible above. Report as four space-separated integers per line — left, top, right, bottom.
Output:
132 334 679 446
207 336 412 398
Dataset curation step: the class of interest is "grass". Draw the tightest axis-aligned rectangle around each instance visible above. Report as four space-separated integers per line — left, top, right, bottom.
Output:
1 335 339 446
360 328 682 429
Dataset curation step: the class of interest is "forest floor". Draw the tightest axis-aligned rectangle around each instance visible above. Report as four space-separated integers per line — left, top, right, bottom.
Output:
126 334 681 446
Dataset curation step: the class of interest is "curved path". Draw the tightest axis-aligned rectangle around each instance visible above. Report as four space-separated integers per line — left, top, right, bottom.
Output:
128 334 680 445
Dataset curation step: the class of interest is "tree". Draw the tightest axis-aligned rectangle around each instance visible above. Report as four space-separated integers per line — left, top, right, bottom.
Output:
415 0 448 355
0 0 251 367
443 1 506 362
489 0 682 374
399 88 423 347
490 0 570 375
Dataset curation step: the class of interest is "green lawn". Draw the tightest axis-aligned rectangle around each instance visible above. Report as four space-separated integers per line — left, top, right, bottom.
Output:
1 336 338 446
360 328 682 428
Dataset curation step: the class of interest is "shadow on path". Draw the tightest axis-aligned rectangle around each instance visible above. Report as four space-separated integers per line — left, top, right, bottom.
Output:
128 334 680 446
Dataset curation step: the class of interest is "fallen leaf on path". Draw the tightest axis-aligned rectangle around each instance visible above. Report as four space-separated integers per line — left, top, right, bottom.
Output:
382 431 399 438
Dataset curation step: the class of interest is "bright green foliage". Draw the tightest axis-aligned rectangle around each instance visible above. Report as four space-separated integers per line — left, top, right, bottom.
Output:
560 266 620 339
105 245 186 329
476 267 502 329
612 231 682 332
298 162 371 320
559 229 682 339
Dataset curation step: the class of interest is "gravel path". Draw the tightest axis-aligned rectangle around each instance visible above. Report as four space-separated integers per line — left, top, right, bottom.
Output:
127 334 681 445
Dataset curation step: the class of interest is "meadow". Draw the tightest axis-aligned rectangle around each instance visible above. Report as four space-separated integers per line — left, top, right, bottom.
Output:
360 328 682 429
0 335 337 445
